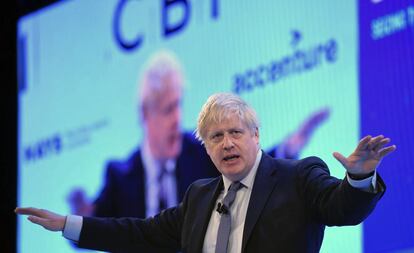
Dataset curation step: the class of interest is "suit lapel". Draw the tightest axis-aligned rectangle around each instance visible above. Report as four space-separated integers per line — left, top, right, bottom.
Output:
190 177 224 253
241 153 279 252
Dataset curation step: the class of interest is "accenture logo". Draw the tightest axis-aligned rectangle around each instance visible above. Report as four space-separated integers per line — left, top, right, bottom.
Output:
232 30 338 94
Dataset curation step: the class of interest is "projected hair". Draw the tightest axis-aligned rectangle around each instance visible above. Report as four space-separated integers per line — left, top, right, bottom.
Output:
138 49 184 115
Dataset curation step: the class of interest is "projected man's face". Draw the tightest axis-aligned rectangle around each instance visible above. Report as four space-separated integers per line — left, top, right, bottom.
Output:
144 73 183 160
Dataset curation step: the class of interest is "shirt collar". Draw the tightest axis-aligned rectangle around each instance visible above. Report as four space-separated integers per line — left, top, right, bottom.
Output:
222 149 262 192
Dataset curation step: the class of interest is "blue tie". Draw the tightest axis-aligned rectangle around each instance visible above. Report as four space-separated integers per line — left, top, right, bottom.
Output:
215 181 243 253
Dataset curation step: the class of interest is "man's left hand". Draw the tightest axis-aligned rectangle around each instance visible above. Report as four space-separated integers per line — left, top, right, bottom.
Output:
333 135 396 176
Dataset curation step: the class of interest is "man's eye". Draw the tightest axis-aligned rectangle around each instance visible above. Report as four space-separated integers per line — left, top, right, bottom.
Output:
231 130 242 137
211 133 223 141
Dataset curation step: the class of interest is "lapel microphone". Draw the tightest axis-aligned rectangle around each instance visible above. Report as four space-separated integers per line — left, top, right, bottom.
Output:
216 202 229 215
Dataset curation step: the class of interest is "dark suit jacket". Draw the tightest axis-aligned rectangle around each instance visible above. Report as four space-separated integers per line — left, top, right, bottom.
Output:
78 153 385 253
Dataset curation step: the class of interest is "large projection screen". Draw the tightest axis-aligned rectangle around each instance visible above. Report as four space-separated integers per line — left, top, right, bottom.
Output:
17 1 414 252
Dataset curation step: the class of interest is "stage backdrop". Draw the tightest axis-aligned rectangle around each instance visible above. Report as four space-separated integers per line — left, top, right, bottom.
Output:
17 0 413 252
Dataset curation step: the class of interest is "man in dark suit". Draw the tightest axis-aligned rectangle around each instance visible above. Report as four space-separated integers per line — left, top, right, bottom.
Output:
16 92 395 252
68 50 330 220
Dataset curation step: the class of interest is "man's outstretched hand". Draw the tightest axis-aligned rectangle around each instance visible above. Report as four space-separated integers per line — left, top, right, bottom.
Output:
15 207 66 232
333 135 396 176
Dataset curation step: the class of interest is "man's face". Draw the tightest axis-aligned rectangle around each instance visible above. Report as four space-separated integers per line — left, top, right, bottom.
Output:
144 84 182 160
204 113 259 182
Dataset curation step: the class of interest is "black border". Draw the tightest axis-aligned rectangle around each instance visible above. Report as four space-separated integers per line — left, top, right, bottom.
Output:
4 2 60 253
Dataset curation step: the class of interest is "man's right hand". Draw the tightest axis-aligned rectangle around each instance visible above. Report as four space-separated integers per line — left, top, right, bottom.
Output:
15 207 66 232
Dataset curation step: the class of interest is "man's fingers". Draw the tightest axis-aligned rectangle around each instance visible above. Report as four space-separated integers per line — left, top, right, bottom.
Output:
28 215 48 226
15 207 42 216
378 145 397 158
356 135 372 150
28 216 63 231
16 207 58 220
333 152 347 168
16 207 65 232
373 138 390 152
367 135 384 149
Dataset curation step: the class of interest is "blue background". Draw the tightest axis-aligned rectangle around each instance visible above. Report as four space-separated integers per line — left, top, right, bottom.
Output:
359 0 414 252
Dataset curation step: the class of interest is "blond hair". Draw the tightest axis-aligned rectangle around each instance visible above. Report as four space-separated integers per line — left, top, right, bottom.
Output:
195 93 260 143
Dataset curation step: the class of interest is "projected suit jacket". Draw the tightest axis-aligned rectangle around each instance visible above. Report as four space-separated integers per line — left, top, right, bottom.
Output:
77 153 385 253
93 132 220 219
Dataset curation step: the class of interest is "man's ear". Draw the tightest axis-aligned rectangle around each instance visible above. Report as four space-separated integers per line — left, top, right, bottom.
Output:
205 146 211 156
254 127 259 144
205 142 212 157
141 105 149 122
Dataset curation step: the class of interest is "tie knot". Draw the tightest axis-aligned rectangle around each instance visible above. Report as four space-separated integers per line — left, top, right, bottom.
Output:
228 181 243 192
158 163 170 180
220 181 243 210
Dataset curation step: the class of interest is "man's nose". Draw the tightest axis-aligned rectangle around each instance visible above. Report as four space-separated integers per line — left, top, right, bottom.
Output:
223 134 234 150
171 107 181 129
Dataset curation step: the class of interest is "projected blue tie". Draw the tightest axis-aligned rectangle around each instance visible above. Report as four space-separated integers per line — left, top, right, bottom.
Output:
158 164 168 211
215 181 243 253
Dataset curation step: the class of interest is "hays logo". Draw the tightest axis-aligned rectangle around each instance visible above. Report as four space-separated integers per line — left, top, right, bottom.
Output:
113 0 220 52
22 119 109 164
23 134 62 162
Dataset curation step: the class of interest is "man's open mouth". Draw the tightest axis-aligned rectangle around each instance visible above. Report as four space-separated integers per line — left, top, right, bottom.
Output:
223 155 240 161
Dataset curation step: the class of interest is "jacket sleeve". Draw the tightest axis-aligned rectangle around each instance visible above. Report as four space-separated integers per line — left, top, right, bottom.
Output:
77 181 192 252
297 156 385 226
